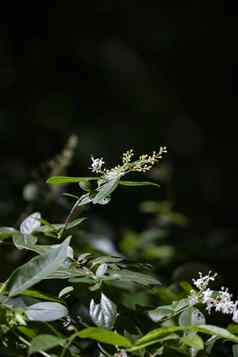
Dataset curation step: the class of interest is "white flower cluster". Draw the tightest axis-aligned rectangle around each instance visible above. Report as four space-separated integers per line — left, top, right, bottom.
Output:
191 271 238 322
89 147 167 181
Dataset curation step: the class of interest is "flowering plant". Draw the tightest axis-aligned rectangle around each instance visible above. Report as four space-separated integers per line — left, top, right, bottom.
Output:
0 146 238 357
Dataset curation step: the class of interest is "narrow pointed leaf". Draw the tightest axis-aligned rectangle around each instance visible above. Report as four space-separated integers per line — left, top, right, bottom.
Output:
47 176 98 185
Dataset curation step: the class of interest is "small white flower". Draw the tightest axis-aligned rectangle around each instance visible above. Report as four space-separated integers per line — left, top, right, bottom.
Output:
90 156 105 173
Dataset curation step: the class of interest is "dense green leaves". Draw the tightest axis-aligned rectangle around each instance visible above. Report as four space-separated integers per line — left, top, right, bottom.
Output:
78 327 132 347
6 237 71 296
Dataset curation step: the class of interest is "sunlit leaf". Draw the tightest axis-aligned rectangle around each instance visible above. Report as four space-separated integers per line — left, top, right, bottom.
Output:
26 302 68 322
25 302 68 321
89 293 117 330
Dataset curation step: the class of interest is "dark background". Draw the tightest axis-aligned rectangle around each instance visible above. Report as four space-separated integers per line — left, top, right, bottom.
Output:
0 2 237 285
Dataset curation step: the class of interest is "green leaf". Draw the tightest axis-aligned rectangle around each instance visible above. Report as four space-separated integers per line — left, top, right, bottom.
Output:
89 293 117 330
20 289 61 303
179 307 206 326
58 286 74 298
228 324 238 335
78 327 132 347
26 302 68 322
95 263 108 277
6 237 71 297
13 233 38 250
192 325 238 343
148 305 175 322
136 325 238 346
119 180 160 188
110 269 160 286
181 334 204 351
233 344 238 357
93 178 120 204
29 334 65 355
47 176 98 185
0 227 19 240
18 326 37 339
136 326 183 346
20 212 41 235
